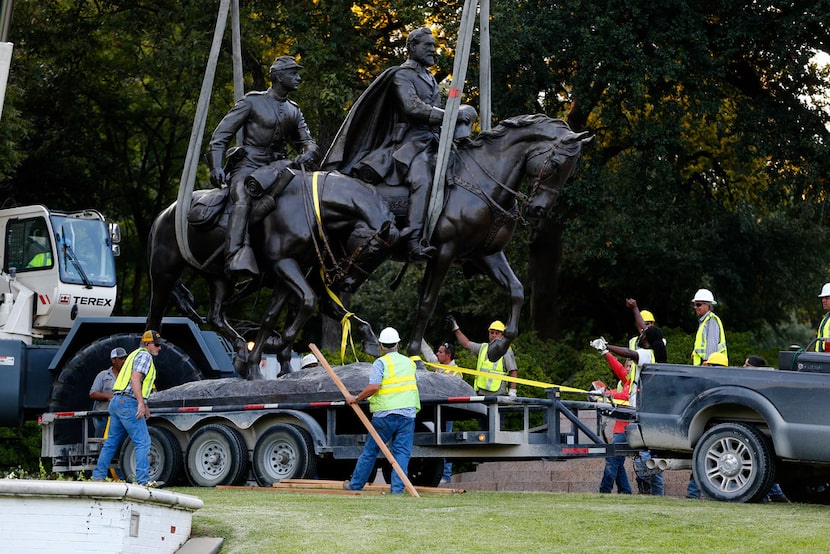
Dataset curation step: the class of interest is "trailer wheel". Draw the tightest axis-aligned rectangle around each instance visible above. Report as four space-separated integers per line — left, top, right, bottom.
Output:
252 424 317 486
119 426 182 485
185 424 249 487
692 422 775 503
48 333 202 442
379 458 443 488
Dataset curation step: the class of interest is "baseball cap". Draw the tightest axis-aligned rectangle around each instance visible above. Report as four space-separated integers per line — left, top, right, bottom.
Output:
301 354 319 368
142 330 163 344
110 347 128 358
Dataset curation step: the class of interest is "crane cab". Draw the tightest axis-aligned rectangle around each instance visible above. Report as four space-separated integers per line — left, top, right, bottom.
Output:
0 205 120 341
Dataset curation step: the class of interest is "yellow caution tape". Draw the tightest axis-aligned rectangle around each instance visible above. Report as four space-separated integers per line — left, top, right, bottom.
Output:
418 359 630 406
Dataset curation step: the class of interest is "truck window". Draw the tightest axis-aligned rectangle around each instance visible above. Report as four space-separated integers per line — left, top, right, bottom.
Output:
51 215 116 287
4 217 53 272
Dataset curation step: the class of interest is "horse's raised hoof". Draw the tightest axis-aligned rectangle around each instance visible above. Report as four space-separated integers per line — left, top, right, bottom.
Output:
363 340 381 357
486 338 509 361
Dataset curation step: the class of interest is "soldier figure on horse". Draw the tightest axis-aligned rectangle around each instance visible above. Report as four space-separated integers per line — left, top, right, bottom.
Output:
207 55 320 278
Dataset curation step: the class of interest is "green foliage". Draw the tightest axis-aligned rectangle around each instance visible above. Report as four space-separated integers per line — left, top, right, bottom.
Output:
0 422 43 474
0 0 828 362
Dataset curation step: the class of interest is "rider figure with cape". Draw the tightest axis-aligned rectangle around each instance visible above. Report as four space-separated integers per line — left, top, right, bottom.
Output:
326 27 475 262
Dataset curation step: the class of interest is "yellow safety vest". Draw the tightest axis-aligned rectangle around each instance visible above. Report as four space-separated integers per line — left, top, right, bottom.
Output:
369 352 420 413
26 251 52 268
112 348 156 399
816 313 830 351
475 344 507 392
692 312 727 366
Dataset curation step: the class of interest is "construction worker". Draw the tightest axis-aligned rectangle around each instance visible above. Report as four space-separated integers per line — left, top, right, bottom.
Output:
816 283 830 352
300 354 319 369
448 316 518 397
88 347 128 437
691 288 727 366
92 330 163 487
703 352 729 366
345 327 420 494
590 326 667 494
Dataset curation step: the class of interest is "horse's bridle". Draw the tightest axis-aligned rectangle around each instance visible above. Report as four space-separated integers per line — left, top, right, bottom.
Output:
525 142 564 203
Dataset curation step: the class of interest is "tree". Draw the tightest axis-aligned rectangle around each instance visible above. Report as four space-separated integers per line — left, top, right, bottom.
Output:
486 0 830 340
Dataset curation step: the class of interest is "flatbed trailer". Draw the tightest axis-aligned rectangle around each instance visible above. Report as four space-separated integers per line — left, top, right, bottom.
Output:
40 389 634 488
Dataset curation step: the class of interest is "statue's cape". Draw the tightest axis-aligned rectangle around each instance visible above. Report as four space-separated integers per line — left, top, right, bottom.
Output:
322 66 403 175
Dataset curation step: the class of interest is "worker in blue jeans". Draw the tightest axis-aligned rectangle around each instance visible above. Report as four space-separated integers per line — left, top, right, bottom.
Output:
92 331 163 486
345 327 420 494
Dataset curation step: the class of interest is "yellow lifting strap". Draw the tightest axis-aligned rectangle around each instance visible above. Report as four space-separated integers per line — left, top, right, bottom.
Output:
312 172 358 365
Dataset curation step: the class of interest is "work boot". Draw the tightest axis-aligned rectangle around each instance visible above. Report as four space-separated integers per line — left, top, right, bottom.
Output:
225 204 259 278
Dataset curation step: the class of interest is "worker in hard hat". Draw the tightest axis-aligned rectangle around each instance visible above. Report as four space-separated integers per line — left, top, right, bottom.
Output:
590 326 667 495
447 316 518 397
690 288 727 366
619 298 666 495
688 289 727 500
344 327 420 494
703 351 729 366
815 283 830 352
300 354 320 369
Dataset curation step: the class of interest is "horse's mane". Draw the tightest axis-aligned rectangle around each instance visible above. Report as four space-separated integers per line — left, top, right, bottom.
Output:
460 113 578 154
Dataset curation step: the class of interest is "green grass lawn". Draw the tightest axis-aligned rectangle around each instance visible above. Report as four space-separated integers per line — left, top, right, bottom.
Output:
179 487 828 553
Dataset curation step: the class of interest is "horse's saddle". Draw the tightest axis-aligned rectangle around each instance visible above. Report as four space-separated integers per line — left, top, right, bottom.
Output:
187 188 229 230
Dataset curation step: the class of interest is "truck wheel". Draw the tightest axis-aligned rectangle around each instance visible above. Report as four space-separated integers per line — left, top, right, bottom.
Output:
119 426 182 485
185 424 249 487
692 422 775 503
252 424 317 486
48 333 202 443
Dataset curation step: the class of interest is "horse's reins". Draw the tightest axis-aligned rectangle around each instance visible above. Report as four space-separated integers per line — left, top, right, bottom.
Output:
304 171 391 286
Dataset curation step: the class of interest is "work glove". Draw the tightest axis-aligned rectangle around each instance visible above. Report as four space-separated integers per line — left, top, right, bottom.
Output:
508 388 517 398
446 314 460 332
589 337 609 355
590 380 608 394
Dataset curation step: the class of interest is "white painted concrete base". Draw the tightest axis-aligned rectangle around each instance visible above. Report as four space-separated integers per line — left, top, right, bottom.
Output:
0 479 204 554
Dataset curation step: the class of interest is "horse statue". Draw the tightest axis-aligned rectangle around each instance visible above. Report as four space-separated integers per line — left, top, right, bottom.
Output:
147 169 399 378
326 113 592 360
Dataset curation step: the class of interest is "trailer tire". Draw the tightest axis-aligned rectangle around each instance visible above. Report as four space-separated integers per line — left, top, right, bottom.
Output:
48 333 202 443
379 458 443 488
252 424 316 486
692 422 775 503
119 426 182 485
185 424 249 487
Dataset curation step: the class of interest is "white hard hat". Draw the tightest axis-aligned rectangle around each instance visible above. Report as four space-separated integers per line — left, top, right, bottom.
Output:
378 327 401 345
301 354 318 368
692 288 717 305
818 283 830 298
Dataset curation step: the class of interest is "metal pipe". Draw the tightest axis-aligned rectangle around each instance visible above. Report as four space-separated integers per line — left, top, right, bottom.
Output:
646 458 692 471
